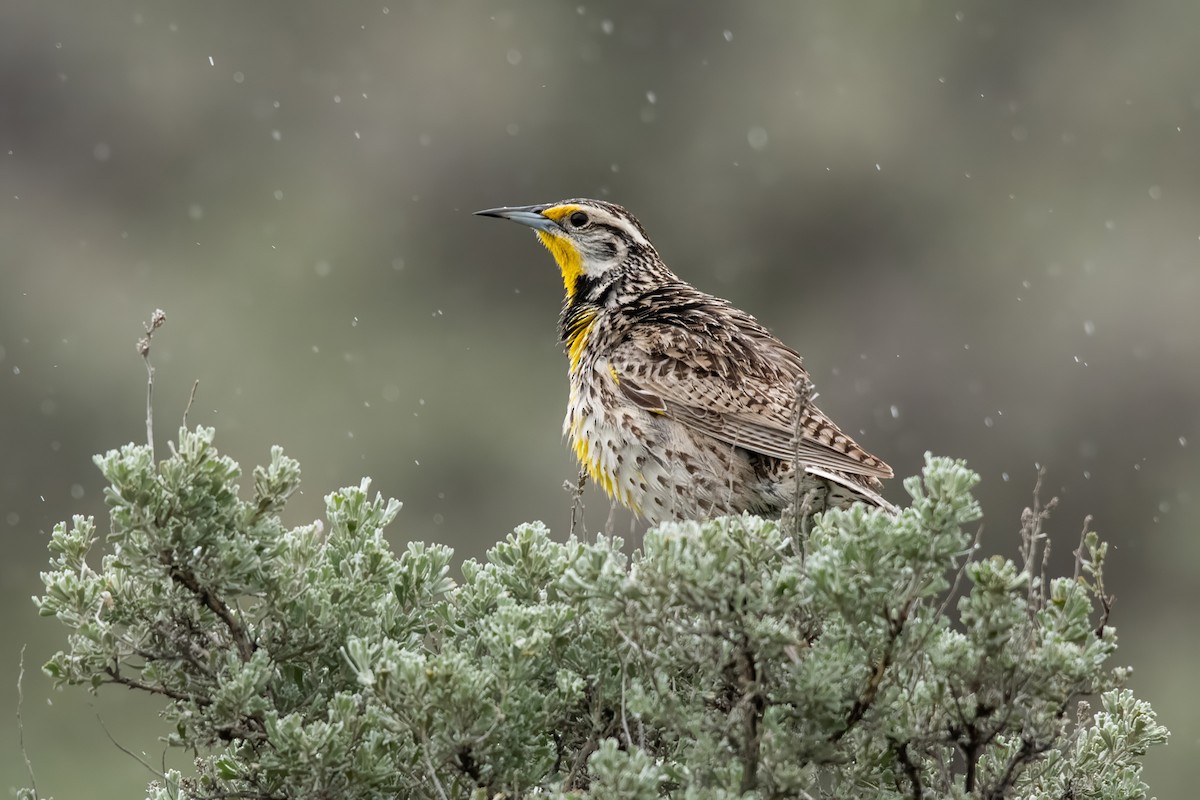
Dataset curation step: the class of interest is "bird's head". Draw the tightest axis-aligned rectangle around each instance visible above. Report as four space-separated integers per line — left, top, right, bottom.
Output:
476 199 658 300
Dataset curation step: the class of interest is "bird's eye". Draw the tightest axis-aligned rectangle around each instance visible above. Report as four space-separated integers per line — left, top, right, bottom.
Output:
568 211 589 228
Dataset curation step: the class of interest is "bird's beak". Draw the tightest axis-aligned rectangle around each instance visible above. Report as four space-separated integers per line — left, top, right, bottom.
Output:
474 204 562 235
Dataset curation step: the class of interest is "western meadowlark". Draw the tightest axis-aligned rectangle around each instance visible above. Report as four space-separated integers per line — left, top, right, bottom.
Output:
477 198 894 523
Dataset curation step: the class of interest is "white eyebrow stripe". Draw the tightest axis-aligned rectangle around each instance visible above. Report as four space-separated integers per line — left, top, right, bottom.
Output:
591 208 650 247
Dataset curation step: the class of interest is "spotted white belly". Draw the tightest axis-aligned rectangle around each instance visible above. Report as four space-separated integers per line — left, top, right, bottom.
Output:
563 360 777 523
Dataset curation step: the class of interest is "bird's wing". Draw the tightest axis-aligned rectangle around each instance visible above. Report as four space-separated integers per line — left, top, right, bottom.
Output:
609 315 893 481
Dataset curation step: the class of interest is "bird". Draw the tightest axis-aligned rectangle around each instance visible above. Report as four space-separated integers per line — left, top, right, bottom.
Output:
476 198 894 524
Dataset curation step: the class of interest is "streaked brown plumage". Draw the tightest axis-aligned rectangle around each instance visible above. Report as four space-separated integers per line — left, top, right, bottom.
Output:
477 198 893 523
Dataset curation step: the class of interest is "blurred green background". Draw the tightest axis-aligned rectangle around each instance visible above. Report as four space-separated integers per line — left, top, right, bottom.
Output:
3 1 1197 796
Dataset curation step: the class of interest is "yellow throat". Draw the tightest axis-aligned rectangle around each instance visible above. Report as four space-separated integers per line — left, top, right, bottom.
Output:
535 205 586 299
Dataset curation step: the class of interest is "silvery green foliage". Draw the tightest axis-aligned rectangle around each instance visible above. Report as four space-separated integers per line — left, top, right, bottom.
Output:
32 427 1166 799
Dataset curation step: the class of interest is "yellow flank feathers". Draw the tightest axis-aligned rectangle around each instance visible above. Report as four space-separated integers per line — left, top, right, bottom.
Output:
570 430 639 513
535 204 584 298
565 309 597 373
572 436 610 496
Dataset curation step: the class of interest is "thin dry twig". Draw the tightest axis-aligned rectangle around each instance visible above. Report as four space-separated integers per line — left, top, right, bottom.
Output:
619 666 634 750
138 308 167 459
563 736 600 792
1072 515 1094 582
103 666 208 704
790 375 813 502
422 746 451 800
896 523 985 704
17 646 38 799
1039 535 1053 606
785 372 815 557
1094 586 1114 640
96 711 168 783
566 467 588 538
1072 514 1115 637
732 637 766 795
182 379 200 429
829 595 914 745
613 623 659 663
163 558 256 662
982 736 1048 800
1018 466 1058 613
936 525 984 622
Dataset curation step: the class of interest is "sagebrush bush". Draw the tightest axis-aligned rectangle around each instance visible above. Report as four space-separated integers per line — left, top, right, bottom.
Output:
30 426 1166 799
